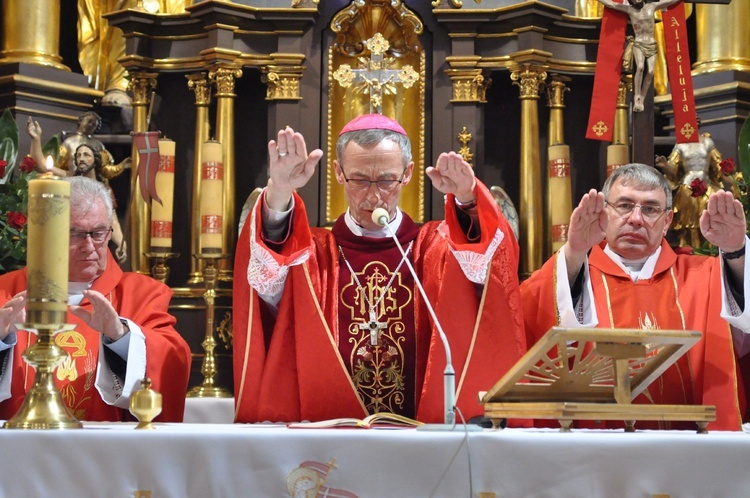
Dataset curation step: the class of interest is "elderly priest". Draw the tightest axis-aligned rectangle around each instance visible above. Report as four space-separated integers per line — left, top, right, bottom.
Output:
0 176 191 422
233 114 527 424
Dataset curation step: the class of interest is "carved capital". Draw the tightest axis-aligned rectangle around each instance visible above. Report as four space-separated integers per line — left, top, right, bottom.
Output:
511 65 547 99
545 76 570 108
262 65 305 100
208 66 243 97
445 69 491 103
127 72 158 105
186 73 211 106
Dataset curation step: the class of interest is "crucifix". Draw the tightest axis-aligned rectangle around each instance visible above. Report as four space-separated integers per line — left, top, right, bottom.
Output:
359 308 388 346
332 33 418 113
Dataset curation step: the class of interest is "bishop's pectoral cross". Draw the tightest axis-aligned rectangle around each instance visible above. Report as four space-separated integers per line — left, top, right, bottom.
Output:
360 308 387 347
332 33 418 114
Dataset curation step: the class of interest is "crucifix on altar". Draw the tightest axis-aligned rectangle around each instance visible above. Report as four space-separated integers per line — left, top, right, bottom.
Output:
332 33 419 114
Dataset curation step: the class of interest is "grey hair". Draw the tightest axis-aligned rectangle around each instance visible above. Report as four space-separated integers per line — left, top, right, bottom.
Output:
602 163 672 208
336 128 412 168
65 176 114 221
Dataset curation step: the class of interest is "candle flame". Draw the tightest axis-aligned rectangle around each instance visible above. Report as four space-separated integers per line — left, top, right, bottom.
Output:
45 155 53 172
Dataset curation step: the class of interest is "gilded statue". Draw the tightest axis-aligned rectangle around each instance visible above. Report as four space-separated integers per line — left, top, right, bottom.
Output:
77 0 189 106
655 132 736 249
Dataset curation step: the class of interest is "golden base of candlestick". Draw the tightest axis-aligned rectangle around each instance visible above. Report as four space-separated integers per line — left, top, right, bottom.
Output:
187 253 232 398
4 323 82 430
145 251 181 285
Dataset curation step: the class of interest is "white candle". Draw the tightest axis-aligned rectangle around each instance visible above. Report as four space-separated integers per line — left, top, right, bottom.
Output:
199 140 223 253
150 138 175 251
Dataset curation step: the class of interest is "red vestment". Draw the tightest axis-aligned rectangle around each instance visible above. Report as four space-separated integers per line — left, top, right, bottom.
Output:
0 252 191 422
233 182 528 423
521 240 745 430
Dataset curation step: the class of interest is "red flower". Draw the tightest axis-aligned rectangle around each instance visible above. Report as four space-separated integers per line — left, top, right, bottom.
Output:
0 159 6 178
690 178 707 197
674 246 694 255
720 157 736 175
19 155 36 173
7 212 26 230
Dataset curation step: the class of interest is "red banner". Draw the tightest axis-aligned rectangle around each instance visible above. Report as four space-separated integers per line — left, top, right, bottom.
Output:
586 8 628 142
662 4 699 143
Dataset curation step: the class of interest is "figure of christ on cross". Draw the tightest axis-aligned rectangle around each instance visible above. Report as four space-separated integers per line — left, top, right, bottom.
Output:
598 0 681 112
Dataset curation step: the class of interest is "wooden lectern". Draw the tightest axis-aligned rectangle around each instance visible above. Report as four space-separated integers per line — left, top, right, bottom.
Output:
481 327 716 432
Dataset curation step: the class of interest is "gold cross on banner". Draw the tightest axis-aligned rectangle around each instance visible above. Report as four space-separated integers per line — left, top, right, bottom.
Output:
333 33 418 113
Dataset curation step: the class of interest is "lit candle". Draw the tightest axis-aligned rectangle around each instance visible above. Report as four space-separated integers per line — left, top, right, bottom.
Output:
26 175 70 324
150 138 176 251
45 155 53 172
199 140 223 253
547 144 572 253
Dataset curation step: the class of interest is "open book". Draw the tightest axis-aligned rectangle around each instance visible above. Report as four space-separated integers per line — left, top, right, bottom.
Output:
288 412 423 429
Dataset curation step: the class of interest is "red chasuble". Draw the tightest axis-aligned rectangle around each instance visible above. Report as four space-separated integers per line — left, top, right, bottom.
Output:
0 251 192 422
233 181 529 424
521 240 745 430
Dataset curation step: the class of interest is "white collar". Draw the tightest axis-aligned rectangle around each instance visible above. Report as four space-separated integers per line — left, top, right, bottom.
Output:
344 208 402 238
604 244 662 282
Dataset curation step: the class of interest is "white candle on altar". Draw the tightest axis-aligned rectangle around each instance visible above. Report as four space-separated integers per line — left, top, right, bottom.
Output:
150 138 176 251
199 140 223 253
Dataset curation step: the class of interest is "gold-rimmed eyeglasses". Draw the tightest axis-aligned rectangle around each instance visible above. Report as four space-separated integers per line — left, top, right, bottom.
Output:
605 200 669 221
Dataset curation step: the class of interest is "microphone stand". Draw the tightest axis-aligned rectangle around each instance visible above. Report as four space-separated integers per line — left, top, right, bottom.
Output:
374 210 479 432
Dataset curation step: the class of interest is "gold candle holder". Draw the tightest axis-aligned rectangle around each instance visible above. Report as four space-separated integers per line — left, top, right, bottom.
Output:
4 323 82 429
187 253 232 398
130 377 162 429
144 251 180 285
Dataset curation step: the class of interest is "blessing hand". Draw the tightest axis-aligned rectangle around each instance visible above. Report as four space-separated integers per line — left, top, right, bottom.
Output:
0 292 26 341
426 152 476 203
567 189 608 255
266 126 324 211
69 290 127 342
699 190 746 252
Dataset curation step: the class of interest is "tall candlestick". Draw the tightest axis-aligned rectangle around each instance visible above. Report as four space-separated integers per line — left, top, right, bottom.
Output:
200 140 223 253
26 175 70 324
150 138 176 251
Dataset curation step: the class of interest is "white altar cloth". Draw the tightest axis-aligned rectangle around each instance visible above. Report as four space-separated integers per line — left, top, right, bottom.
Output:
0 424 748 498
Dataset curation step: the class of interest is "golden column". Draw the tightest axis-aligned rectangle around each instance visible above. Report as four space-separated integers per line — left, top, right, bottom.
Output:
127 72 158 275
187 72 212 284
693 1 750 74
607 78 631 177
546 77 572 256
512 64 547 277
0 0 67 70
208 65 242 281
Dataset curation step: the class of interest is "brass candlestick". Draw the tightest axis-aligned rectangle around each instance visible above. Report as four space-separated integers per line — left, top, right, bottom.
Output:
145 251 180 284
4 322 82 429
187 253 231 398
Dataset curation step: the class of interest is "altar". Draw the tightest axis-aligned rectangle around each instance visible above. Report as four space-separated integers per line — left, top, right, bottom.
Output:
0 423 748 497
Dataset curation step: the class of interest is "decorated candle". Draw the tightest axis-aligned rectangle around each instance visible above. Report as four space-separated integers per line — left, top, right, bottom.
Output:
150 138 176 251
199 140 223 253
26 174 70 324
547 144 572 252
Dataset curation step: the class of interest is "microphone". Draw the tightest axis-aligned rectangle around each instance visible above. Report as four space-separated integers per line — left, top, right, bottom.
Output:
371 208 457 427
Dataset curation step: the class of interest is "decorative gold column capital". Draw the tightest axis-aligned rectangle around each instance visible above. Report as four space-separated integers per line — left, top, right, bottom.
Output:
262 65 305 101
445 69 491 103
511 65 547 99
127 72 158 105
545 76 570 109
187 73 211 105
208 66 243 97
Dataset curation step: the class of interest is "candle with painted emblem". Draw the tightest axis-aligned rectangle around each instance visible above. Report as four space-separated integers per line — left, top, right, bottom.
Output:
150 138 176 251
26 169 70 324
200 140 223 253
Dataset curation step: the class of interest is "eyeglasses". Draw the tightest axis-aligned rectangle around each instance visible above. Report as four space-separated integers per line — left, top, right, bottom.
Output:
69 228 112 244
341 168 406 192
605 200 669 221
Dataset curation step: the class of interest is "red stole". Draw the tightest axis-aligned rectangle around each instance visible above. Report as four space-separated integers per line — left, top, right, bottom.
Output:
333 215 422 418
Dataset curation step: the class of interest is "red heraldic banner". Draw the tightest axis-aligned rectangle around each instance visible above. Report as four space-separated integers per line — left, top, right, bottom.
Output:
662 3 699 143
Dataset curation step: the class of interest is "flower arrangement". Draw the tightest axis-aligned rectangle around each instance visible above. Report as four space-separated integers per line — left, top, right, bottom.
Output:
0 109 58 273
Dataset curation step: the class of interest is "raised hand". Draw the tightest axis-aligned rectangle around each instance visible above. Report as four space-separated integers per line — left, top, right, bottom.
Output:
568 189 608 254
425 152 476 203
69 290 126 342
700 190 746 253
0 292 26 341
266 126 324 211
